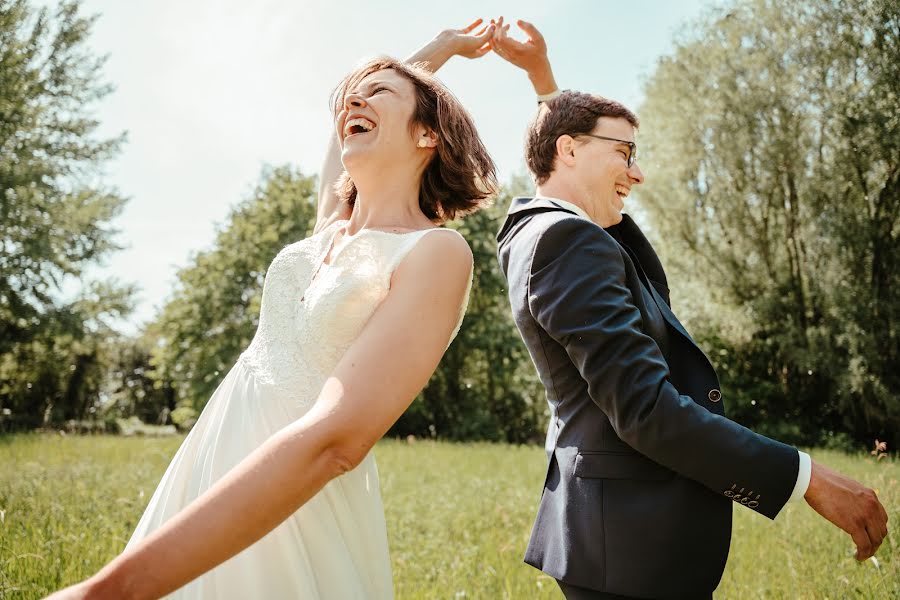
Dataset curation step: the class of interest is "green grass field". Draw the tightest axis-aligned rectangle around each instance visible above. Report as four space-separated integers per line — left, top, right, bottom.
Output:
0 435 896 599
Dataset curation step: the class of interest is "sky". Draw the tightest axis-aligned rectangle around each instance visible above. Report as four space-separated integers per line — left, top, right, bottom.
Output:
66 0 714 332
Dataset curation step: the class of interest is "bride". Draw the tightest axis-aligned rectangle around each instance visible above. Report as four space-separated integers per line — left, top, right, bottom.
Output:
47 21 498 600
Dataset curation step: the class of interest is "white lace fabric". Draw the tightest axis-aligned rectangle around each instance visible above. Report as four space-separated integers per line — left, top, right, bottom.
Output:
239 219 471 409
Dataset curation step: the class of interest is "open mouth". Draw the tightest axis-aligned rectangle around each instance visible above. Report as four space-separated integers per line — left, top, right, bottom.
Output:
615 184 630 200
343 117 376 139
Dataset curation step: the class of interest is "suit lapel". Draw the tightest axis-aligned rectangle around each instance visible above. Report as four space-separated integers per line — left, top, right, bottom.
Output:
613 219 698 346
617 241 716 376
644 276 697 345
615 215 669 296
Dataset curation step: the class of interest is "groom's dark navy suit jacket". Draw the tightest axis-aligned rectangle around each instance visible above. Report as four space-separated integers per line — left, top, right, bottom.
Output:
497 198 800 598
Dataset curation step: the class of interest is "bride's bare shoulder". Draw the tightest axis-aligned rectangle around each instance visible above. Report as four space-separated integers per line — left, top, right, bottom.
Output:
395 229 472 291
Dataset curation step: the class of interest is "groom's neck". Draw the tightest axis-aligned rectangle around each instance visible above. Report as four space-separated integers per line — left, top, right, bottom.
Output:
535 182 595 225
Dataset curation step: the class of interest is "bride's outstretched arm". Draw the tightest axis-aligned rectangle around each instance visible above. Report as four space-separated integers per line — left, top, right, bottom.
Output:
314 20 494 234
47 232 473 600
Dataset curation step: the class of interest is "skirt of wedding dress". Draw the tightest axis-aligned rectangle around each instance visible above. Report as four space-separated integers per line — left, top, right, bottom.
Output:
126 357 393 599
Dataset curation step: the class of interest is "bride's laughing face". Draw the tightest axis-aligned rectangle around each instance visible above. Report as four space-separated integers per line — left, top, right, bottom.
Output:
336 68 435 176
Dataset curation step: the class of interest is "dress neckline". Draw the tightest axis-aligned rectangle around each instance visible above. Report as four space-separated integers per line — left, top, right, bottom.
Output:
301 221 439 303
333 219 439 238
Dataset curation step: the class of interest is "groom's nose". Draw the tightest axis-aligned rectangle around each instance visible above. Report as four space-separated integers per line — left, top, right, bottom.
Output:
628 162 645 185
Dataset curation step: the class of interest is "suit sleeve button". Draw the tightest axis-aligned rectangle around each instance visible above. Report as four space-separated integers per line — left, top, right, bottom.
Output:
708 389 722 402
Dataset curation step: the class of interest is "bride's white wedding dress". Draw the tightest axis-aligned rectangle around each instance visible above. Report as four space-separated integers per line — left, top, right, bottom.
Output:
126 220 471 599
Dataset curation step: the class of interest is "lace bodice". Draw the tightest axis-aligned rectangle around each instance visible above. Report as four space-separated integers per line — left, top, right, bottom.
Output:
239 220 471 409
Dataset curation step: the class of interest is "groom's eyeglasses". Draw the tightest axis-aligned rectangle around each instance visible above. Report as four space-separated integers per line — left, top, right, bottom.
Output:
577 134 638 168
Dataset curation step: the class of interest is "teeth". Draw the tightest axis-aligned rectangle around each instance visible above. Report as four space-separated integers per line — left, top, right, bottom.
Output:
344 117 376 137
615 185 629 198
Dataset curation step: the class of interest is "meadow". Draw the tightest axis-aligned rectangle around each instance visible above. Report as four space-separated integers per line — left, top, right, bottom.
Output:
0 435 896 599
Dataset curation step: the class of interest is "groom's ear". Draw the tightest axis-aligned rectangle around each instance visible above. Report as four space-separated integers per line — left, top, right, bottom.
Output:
555 134 577 168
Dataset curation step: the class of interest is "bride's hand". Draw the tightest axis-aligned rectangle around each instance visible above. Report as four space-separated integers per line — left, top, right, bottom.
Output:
405 20 494 70
436 18 494 59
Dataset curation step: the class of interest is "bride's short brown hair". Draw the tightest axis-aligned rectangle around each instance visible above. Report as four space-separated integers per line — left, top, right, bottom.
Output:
331 58 498 222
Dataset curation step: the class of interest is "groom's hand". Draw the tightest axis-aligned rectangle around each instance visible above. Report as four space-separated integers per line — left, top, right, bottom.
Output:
491 17 558 95
804 459 888 561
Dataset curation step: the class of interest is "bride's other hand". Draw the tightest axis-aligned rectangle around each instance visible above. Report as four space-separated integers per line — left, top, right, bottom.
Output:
491 17 558 95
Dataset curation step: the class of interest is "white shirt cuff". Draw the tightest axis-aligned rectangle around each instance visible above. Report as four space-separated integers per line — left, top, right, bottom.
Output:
789 450 811 502
536 89 562 103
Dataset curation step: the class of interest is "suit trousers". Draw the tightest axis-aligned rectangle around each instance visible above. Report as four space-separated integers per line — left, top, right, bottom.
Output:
557 580 712 600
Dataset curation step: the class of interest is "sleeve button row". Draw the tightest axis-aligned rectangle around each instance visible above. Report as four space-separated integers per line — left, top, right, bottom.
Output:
724 485 760 508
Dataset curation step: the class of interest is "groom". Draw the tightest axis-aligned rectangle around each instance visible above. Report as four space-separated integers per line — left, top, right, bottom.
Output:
491 19 888 599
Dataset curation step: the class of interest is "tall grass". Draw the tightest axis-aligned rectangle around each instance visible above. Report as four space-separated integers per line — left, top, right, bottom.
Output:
1 435 896 598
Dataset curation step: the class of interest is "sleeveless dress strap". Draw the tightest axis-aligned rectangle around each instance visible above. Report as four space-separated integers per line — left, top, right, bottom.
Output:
385 228 473 348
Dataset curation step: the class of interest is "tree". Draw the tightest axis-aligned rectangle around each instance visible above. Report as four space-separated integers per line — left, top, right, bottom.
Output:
0 0 133 429
637 0 900 447
149 165 319 410
101 331 176 428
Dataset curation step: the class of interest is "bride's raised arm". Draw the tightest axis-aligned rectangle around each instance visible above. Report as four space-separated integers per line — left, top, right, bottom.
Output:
313 20 494 234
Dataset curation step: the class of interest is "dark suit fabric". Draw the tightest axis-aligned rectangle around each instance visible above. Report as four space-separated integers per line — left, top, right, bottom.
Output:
496 198 799 599
557 580 708 600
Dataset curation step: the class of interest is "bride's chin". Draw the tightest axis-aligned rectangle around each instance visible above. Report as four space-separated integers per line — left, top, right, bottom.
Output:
340 147 368 170
342 161 381 189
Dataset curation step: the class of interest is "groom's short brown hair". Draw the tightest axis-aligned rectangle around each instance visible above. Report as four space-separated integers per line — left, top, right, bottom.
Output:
526 91 639 185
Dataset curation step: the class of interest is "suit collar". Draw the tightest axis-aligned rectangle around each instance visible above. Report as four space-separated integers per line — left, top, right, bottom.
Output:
507 196 641 230
498 197 584 244
506 196 584 218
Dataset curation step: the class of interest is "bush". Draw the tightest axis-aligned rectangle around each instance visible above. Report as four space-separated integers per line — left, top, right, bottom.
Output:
170 406 199 432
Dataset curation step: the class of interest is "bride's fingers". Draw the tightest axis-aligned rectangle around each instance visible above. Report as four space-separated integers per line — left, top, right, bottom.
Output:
460 18 483 34
473 24 494 44
473 43 492 57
